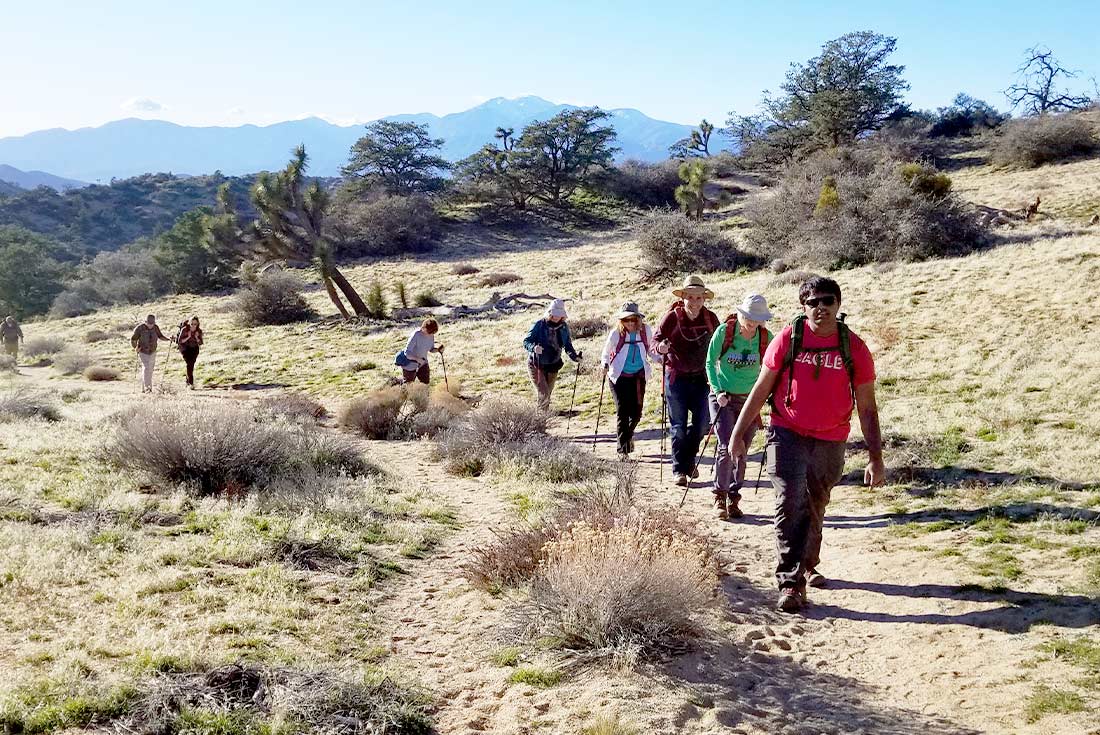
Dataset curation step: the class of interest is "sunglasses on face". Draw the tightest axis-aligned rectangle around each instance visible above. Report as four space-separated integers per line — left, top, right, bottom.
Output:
803 295 837 308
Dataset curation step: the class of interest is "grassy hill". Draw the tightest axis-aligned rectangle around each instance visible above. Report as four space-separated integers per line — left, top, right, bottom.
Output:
1 148 1098 734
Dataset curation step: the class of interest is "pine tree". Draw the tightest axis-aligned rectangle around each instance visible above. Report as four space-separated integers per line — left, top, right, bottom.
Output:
674 161 710 219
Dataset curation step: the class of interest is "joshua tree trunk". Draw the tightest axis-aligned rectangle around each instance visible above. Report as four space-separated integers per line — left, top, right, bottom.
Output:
321 273 351 319
328 266 370 317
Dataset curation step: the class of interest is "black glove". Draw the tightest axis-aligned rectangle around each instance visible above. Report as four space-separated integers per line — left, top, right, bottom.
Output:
574 350 583 362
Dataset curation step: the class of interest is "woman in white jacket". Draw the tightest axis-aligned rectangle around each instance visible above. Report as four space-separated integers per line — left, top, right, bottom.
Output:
601 302 661 457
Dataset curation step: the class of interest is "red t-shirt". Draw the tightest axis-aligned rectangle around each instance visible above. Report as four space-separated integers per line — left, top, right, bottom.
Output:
763 323 876 441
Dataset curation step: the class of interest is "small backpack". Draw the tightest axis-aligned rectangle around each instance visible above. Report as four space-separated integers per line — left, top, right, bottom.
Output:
608 327 650 363
772 314 855 408
718 315 770 363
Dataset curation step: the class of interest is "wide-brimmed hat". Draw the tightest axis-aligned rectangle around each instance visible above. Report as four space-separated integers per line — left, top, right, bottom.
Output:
735 294 773 322
546 298 568 318
614 302 645 321
672 274 714 300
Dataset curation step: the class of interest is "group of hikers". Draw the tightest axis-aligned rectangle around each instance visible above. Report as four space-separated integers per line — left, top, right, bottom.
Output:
518 274 884 612
7 272 884 612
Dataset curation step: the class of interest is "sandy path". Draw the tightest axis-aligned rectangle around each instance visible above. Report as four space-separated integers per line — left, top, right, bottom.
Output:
360 411 1098 735
7 365 1096 733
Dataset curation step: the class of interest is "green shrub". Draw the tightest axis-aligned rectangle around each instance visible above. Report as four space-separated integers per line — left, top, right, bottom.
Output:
595 160 680 208
413 291 443 308
636 211 759 282
331 194 442 257
235 271 316 326
367 282 386 319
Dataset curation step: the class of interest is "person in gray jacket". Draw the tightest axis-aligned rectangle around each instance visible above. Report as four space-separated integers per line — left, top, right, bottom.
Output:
396 318 444 384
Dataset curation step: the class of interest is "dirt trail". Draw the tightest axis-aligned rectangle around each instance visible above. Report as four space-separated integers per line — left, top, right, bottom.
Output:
8 364 1096 734
363 410 1097 735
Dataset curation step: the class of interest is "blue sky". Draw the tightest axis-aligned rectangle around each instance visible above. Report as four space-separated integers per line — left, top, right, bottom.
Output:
1 0 1096 137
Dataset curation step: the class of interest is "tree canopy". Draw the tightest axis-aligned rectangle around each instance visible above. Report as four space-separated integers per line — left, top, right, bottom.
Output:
343 121 451 195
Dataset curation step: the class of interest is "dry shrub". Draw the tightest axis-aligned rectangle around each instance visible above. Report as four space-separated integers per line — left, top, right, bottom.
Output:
116 664 431 735
22 336 65 357
495 356 518 367
597 159 680 208
487 436 603 483
84 365 120 381
236 270 316 326
525 514 718 652
0 355 15 372
0 388 62 422
259 392 328 422
83 329 110 343
413 291 443 308
339 384 468 440
866 323 902 352
106 402 371 496
747 147 987 267
636 211 759 282
53 350 94 376
478 272 522 287
992 113 1100 168
568 316 609 340
330 194 443 257
452 263 480 275
771 269 819 286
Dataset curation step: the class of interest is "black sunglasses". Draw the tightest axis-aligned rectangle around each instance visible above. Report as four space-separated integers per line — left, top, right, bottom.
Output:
803 295 837 308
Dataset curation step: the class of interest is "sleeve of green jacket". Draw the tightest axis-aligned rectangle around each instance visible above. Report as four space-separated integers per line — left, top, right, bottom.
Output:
706 323 725 390
560 324 578 361
522 320 541 354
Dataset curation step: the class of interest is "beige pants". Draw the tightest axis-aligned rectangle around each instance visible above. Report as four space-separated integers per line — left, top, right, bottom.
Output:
138 352 156 392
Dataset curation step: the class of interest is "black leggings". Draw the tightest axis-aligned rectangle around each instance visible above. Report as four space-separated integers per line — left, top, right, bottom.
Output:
180 346 199 385
610 372 645 453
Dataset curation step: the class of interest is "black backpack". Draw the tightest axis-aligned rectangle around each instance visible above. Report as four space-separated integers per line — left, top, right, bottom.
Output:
772 314 855 408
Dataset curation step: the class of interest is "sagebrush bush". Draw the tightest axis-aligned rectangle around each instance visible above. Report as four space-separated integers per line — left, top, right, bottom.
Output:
22 336 66 356
50 250 171 318
992 113 1100 168
258 393 327 422
478 272 522 288
0 389 62 422
596 160 680 208
84 365 120 381
451 263 480 275
525 514 719 653
746 147 986 267
339 384 468 440
53 350 94 376
83 329 110 343
106 402 370 496
636 211 759 282
413 291 443 308
331 194 443 257
0 355 15 372
235 271 316 326
568 316 609 340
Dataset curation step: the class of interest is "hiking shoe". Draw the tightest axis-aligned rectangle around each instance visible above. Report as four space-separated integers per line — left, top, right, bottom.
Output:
675 474 689 487
691 466 700 479
807 570 827 588
726 496 744 519
777 588 804 613
713 494 728 521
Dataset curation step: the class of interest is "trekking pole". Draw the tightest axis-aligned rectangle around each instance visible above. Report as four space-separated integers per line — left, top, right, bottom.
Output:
438 350 450 394
566 360 582 434
659 359 667 484
591 369 606 452
693 404 724 479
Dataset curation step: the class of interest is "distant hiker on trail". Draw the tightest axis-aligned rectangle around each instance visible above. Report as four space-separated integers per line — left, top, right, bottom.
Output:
396 318 444 385
727 277 883 613
176 316 203 390
2 316 24 361
600 302 660 457
655 275 719 487
130 314 170 394
524 298 581 412
706 294 773 520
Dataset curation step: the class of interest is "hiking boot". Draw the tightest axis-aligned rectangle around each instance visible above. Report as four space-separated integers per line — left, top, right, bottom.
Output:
726 495 744 519
713 493 728 521
675 474 689 487
777 587 804 613
806 569 827 588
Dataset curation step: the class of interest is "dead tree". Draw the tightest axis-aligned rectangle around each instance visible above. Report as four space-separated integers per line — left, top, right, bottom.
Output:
1005 46 1094 115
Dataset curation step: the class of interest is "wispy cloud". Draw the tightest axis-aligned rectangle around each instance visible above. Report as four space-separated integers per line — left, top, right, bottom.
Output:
122 97 166 113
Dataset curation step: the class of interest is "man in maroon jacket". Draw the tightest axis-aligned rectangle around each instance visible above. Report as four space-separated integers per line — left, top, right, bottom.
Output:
654 275 719 486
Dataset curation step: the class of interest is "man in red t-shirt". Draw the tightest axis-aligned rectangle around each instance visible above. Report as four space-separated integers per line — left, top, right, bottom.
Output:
728 277 884 612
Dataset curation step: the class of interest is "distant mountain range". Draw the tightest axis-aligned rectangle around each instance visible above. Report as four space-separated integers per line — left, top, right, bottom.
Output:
0 97 720 184
0 164 86 192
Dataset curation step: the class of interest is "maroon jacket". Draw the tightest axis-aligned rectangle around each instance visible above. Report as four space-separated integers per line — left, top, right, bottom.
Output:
654 303 718 379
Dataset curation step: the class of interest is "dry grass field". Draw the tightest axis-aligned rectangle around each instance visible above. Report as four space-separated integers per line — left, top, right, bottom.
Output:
1 146 1098 734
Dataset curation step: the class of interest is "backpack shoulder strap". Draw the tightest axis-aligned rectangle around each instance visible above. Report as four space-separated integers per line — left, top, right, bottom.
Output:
608 329 628 361
758 326 771 362
776 316 806 408
719 315 738 356
836 318 856 396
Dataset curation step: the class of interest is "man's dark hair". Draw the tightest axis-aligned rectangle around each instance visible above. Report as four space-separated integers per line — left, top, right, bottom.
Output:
798 277 842 304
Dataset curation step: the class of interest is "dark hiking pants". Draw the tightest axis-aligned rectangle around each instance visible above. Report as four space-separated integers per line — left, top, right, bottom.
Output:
666 372 709 476
402 362 430 385
181 346 199 386
766 425 846 590
710 393 759 500
611 371 645 453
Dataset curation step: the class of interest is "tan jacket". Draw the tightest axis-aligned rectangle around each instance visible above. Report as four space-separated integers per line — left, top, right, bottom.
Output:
131 323 167 354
